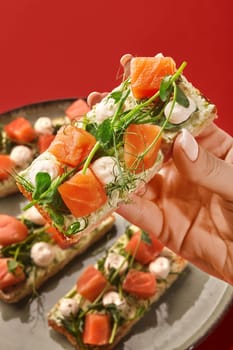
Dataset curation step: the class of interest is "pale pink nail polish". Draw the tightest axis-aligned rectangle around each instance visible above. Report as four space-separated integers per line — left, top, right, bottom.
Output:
179 129 199 161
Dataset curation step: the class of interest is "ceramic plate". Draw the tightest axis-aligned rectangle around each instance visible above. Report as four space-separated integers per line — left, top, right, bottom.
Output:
0 100 232 350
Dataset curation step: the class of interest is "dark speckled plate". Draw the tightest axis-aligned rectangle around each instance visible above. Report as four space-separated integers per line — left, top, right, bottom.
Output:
0 100 232 350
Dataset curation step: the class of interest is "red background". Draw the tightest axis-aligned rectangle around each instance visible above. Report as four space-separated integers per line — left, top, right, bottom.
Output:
0 1 232 349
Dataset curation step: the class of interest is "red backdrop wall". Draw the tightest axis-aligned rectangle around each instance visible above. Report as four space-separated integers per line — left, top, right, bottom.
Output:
0 0 232 136
0 0 232 349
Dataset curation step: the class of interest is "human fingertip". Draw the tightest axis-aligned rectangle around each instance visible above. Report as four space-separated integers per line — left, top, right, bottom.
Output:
120 54 133 67
175 129 199 162
87 92 108 107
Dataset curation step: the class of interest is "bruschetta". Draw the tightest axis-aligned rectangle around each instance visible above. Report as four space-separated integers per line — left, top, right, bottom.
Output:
0 114 66 198
15 54 217 246
0 211 115 303
48 225 188 349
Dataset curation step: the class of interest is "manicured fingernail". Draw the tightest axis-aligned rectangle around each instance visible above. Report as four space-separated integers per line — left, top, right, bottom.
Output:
179 129 199 161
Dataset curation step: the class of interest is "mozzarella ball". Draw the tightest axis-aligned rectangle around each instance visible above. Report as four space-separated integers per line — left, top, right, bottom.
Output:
59 298 79 318
10 145 33 168
104 252 128 275
91 157 119 185
103 291 126 308
164 97 196 124
34 117 54 135
30 242 55 267
149 257 170 279
28 157 59 186
23 206 46 226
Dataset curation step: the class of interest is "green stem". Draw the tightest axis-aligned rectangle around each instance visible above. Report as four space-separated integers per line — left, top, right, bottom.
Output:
130 81 178 171
14 246 21 261
170 61 187 84
112 132 123 178
111 81 130 126
109 320 118 344
114 61 186 132
116 90 160 128
82 141 100 174
128 230 143 269
140 82 177 157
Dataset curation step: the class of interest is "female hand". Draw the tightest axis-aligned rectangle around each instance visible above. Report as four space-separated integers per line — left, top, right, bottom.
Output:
117 124 233 285
87 55 233 284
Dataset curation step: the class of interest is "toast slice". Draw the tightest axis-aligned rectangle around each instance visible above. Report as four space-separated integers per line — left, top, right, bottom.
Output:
0 215 115 303
48 225 188 349
0 116 66 198
16 54 217 246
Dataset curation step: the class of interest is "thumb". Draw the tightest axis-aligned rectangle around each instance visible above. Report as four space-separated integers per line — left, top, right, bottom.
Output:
173 129 233 200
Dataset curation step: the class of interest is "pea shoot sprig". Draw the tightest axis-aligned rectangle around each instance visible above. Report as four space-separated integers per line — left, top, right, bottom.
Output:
81 61 188 176
14 61 189 238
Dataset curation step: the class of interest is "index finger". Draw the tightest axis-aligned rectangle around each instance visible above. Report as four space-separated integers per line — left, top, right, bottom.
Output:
120 53 133 79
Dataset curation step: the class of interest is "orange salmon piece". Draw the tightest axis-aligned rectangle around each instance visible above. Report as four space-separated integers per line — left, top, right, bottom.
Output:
37 134 56 153
0 155 15 180
4 117 36 143
48 124 96 167
76 265 108 302
122 269 156 299
0 258 26 290
125 230 164 265
66 99 90 121
124 124 162 173
83 313 111 345
0 214 28 246
58 168 107 218
130 56 176 99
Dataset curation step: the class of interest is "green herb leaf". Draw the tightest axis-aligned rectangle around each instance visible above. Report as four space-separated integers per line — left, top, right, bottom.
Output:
125 227 134 240
2 225 52 269
7 259 19 274
61 318 78 338
141 231 152 245
66 222 81 236
86 122 98 139
96 119 113 148
15 174 34 193
106 304 122 344
47 207 64 227
175 85 189 107
109 90 123 103
65 218 88 236
159 75 173 102
78 317 84 333
134 304 147 319
33 172 51 200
